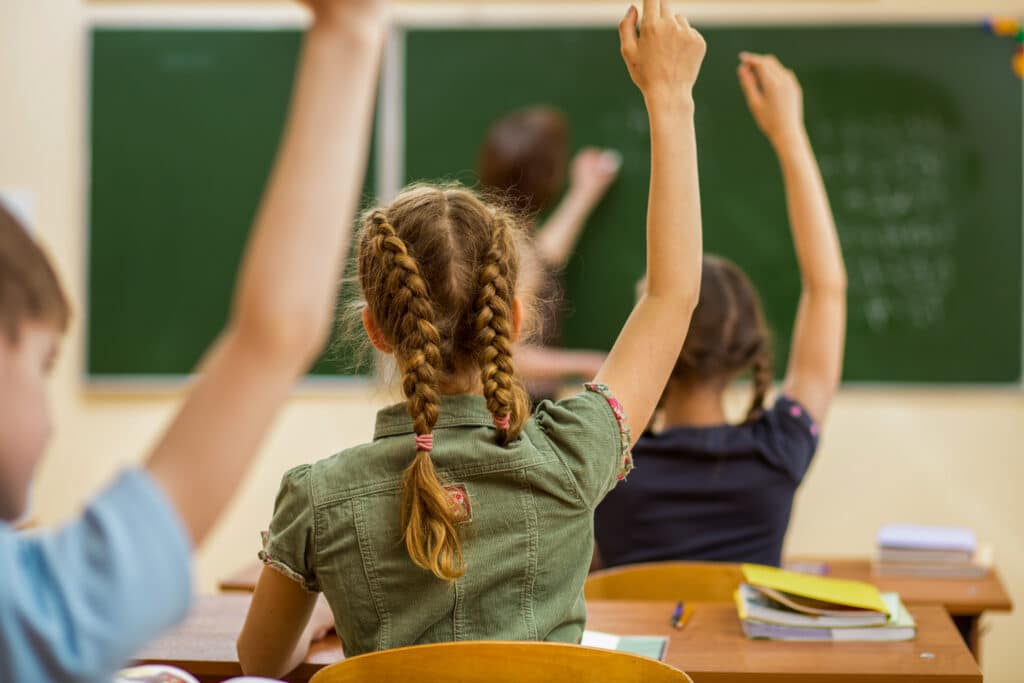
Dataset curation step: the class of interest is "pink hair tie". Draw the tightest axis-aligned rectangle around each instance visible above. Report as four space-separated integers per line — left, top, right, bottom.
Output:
494 414 511 430
414 433 434 452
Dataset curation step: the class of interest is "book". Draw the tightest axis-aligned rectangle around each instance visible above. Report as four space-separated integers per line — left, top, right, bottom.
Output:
877 548 974 564
741 564 890 615
581 630 669 661
877 524 977 553
872 546 993 580
737 590 917 642
738 585 889 628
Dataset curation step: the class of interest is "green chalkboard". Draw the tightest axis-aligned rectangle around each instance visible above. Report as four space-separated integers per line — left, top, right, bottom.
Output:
88 29 375 379
404 25 1022 383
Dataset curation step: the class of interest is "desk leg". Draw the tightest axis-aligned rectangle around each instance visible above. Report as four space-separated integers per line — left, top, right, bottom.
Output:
952 615 981 660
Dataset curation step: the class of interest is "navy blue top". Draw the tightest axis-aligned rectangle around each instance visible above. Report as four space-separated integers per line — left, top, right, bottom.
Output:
594 396 820 568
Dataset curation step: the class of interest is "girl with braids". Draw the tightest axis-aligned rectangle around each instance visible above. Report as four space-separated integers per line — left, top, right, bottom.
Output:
595 53 847 569
240 0 706 671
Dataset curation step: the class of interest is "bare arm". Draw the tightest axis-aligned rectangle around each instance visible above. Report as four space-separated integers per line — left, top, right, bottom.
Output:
238 568 335 677
594 0 705 446
738 54 847 422
146 2 387 545
514 344 606 383
534 148 621 269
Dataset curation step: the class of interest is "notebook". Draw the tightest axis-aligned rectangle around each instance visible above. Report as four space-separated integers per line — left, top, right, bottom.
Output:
581 630 669 661
738 592 917 642
876 524 977 553
741 564 890 615
737 585 889 628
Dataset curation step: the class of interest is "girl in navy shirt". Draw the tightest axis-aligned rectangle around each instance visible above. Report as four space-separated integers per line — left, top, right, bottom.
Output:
595 53 847 568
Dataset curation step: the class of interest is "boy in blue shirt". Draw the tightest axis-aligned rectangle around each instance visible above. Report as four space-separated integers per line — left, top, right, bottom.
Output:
0 0 386 679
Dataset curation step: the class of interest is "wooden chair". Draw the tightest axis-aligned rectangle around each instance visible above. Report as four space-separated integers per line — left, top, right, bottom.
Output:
585 561 743 602
309 641 692 683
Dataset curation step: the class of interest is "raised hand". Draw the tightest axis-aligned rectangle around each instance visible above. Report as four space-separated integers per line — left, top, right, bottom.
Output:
619 0 707 103
738 53 805 148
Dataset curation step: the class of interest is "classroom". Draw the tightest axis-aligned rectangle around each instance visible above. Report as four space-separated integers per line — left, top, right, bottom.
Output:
1 0 1021 681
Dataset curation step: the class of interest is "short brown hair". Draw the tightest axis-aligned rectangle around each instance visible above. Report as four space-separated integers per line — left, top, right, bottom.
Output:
0 204 69 341
478 106 569 216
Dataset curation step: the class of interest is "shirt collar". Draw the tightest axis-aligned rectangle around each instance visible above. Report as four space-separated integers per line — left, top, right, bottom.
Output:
374 393 498 440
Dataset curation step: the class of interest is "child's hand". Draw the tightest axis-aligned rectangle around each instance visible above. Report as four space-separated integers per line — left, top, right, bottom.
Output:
738 53 805 148
570 148 622 205
298 0 386 29
619 1 707 103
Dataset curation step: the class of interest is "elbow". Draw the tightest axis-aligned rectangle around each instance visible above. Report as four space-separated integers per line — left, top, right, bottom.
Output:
228 306 333 369
804 271 847 298
237 637 289 680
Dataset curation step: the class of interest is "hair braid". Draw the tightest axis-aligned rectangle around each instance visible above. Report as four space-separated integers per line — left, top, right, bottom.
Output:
745 341 774 422
475 213 530 444
368 210 465 581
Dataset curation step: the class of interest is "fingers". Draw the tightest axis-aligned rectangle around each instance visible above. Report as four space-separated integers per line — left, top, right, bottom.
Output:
737 62 764 111
619 5 638 54
642 0 659 22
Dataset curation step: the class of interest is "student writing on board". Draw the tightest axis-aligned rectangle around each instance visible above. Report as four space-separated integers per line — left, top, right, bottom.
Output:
595 53 847 569
478 106 621 401
238 3 706 669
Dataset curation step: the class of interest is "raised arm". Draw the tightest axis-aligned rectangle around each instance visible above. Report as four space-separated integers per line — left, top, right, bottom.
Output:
594 0 705 445
738 53 846 422
146 0 387 545
534 148 621 269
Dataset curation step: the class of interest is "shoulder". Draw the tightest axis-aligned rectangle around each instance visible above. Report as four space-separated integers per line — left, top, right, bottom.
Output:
748 395 821 481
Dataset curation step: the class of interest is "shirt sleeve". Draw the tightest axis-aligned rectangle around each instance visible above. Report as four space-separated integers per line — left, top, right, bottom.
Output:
259 465 319 593
532 383 633 510
751 395 821 482
0 468 193 683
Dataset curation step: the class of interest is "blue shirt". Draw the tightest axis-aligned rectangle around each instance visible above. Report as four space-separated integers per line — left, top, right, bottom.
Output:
0 469 193 682
594 397 819 568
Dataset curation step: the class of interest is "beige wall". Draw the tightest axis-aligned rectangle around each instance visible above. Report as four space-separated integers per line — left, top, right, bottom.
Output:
2 0 1021 680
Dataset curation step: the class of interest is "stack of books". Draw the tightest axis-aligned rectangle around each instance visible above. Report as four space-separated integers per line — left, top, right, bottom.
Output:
874 524 992 579
736 564 916 642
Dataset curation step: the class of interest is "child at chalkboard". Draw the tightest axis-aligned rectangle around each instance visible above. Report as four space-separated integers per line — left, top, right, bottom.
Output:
237 2 706 674
595 53 847 568
478 107 619 401
0 1 385 679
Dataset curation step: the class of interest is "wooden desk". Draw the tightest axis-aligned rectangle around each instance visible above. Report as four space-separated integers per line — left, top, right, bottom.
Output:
136 595 980 683
223 559 1013 616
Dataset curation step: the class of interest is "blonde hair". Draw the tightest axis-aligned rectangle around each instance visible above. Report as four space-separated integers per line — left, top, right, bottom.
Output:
356 184 532 581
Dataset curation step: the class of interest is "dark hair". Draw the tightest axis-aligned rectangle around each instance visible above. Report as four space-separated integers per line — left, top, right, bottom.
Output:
478 106 569 216
355 184 533 581
0 204 69 341
645 255 772 421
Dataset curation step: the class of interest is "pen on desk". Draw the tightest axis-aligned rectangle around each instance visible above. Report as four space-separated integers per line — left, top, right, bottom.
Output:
671 601 686 630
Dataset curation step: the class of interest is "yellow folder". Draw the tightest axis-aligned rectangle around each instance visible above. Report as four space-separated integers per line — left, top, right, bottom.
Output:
742 564 890 615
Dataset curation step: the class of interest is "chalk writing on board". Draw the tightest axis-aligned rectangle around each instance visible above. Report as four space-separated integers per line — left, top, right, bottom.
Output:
812 112 963 333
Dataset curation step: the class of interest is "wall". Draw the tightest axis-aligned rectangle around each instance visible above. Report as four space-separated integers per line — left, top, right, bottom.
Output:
1 0 1020 679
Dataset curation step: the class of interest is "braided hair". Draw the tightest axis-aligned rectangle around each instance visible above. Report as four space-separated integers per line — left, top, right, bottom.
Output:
355 185 533 581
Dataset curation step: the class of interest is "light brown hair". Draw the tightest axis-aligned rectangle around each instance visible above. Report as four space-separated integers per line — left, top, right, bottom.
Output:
0 204 69 342
478 106 569 216
650 255 772 421
356 184 532 581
